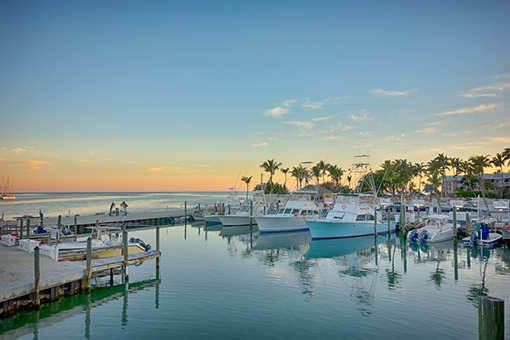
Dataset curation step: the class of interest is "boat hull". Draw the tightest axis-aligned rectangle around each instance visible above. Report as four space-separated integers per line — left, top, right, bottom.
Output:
305 220 396 240
256 216 309 234
219 215 256 226
204 215 222 225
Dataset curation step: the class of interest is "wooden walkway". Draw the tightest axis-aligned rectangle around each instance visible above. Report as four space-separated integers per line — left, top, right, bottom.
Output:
90 250 160 273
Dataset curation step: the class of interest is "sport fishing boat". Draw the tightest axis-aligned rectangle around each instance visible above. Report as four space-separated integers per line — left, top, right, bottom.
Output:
407 214 458 244
255 199 321 234
219 190 269 226
305 194 395 240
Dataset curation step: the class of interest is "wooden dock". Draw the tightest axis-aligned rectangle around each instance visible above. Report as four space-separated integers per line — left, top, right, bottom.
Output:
0 227 162 318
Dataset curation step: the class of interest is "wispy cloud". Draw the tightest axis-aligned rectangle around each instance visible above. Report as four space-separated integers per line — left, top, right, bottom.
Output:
192 164 211 168
371 89 416 97
436 103 498 116
488 136 510 144
281 99 298 108
460 79 510 97
251 142 268 147
79 159 96 164
285 121 314 129
342 125 356 131
263 106 289 118
28 160 48 170
319 122 343 133
142 166 183 172
347 109 372 121
10 147 26 154
324 136 343 141
302 96 339 109
313 116 332 122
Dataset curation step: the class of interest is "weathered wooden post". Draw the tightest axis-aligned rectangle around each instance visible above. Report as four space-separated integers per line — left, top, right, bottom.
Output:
374 208 378 235
156 226 160 273
185 201 187 227
123 231 129 282
26 219 31 239
57 215 62 245
222 203 225 215
453 239 458 281
387 208 391 234
20 218 24 239
479 296 504 339
86 237 92 291
198 204 201 216
34 246 41 308
466 212 471 236
74 217 78 241
250 201 253 232
453 206 458 243
40 213 44 231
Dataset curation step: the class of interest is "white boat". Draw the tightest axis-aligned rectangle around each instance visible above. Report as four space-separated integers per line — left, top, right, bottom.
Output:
38 226 149 260
462 223 502 246
204 187 240 225
220 190 269 226
305 194 395 240
407 214 458 244
256 199 321 234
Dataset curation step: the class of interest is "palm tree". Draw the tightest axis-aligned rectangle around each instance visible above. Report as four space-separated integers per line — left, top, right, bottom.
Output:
469 155 492 209
316 160 330 185
450 157 463 196
311 165 321 185
241 176 253 200
260 159 282 193
291 164 308 189
328 165 344 192
281 168 290 190
433 153 450 198
491 153 507 198
414 162 425 193
503 147 510 166
380 160 396 198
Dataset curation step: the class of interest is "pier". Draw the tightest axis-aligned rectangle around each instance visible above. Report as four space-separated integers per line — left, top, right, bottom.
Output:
0 227 162 318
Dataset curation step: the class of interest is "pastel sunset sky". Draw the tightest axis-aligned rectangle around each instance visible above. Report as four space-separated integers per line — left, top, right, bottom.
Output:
1 1 509 192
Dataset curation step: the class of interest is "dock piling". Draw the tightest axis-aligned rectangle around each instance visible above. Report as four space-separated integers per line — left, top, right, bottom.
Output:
156 226 160 272
74 217 78 241
374 209 377 234
387 208 391 234
20 218 24 239
185 201 187 227
453 207 458 243
479 296 504 339
26 219 31 239
123 231 129 282
86 237 92 290
34 246 40 309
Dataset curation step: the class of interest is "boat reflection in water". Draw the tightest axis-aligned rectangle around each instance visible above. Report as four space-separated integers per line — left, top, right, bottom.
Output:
306 234 393 259
253 231 311 250
219 225 258 237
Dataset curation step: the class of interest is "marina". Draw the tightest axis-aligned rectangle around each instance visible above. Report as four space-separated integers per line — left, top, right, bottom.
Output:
0 192 509 339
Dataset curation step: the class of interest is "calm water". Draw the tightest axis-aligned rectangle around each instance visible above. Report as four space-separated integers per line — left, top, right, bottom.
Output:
1 193 509 339
0 192 229 220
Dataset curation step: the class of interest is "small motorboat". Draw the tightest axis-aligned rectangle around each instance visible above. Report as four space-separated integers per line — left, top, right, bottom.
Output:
462 224 502 247
407 214 458 244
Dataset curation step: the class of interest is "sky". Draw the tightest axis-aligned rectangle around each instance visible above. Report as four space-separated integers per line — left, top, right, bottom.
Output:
1 0 509 192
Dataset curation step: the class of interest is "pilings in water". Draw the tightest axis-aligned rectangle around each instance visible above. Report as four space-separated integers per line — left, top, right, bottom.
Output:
34 246 40 309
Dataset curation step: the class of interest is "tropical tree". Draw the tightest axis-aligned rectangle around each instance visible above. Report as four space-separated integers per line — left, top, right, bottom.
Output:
260 159 282 193
241 176 253 200
281 168 290 190
414 162 426 193
327 165 345 192
469 155 492 209
491 153 508 198
380 160 396 198
311 165 321 185
316 160 330 185
433 153 450 198
291 164 309 189
503 147 510 166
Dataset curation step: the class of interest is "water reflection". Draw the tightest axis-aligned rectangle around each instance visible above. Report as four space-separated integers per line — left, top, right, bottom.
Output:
0 279 160 340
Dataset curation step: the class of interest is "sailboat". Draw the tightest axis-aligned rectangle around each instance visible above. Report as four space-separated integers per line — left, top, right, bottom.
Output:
0 177 16 200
